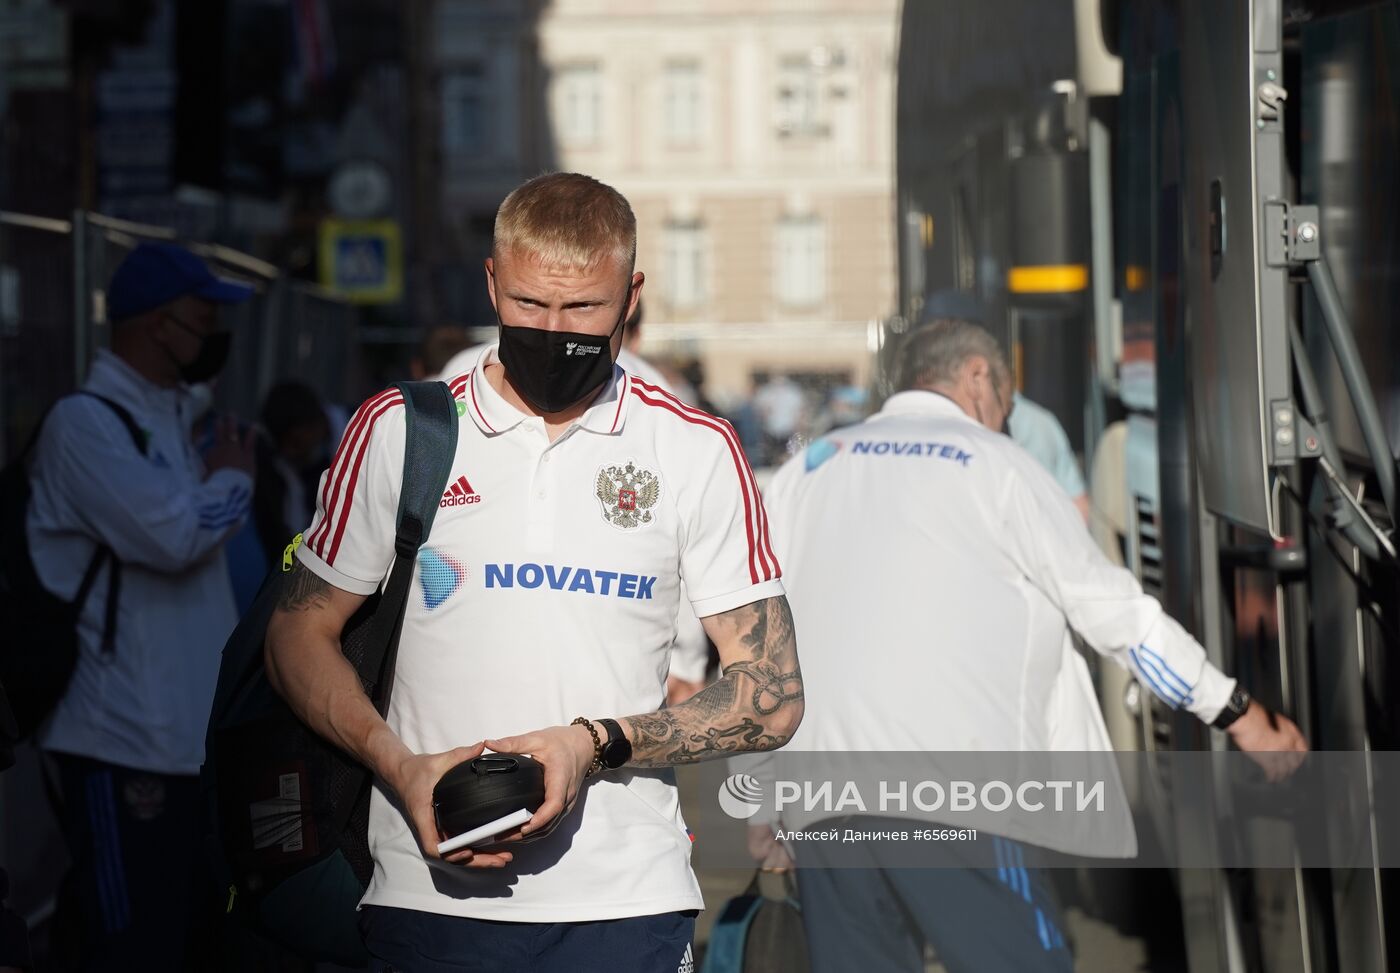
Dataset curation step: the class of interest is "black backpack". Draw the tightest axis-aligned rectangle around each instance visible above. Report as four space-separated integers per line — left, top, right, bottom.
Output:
0 393 147 738
202 380 458 966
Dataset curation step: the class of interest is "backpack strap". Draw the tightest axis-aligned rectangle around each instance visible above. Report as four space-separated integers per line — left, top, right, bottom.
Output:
77 392 149 455
69 393 148 655
73 546 111 609
326 382 457 842
390 380 459 562
358 381 460 717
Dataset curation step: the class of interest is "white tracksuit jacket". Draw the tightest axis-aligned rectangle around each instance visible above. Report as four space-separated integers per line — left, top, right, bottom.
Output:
27 350 250 774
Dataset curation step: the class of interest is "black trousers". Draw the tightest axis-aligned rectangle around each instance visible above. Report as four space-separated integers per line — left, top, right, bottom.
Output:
360 905 696 973
50 753 214 972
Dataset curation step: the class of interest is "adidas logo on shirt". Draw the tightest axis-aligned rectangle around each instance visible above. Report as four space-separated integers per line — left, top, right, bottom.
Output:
440 475 482 507
677 943 694 973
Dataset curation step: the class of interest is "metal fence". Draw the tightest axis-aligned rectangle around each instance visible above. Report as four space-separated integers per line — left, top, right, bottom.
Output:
0 213 75 463
0 209 362 461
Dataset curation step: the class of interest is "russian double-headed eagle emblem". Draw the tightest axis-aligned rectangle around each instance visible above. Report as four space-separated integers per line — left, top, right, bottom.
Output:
595 460 661 529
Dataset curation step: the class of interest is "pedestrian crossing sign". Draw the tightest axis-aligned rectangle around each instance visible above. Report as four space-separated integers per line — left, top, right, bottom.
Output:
319 218 403 304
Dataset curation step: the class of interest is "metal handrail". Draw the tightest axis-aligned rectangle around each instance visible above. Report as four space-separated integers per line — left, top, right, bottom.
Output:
1306 256 1400 529
0 211 72 233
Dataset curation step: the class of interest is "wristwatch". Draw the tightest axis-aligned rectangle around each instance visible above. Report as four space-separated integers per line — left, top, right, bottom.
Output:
596 718 633 771
573 717 633 776
1212 684 1251 730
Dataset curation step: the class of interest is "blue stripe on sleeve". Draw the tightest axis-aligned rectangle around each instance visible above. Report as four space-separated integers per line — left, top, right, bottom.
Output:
1138 645 1195 698
198 483 250 513
198 489 252 529
198 485 251 520
1130 647 1187 708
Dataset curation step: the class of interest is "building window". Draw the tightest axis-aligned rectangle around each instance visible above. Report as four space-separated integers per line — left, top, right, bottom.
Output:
442 64 488 154
663 61 703 146
775 216 826 306
663 219 708 309
557 62 602 146
775 53 829 139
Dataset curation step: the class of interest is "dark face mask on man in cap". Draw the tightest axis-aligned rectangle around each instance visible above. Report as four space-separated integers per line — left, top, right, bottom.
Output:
164 313 232 384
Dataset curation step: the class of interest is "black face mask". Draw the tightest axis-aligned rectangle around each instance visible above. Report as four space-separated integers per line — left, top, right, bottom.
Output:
166 315 231 384
496 299 626 414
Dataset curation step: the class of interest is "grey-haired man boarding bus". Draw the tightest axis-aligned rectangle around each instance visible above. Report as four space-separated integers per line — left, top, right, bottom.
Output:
755 317 1305 973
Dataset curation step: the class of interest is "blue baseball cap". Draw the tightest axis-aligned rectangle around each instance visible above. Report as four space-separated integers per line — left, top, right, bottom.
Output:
107 242 255 323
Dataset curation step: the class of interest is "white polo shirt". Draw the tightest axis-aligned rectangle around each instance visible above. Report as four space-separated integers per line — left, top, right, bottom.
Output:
438 344 714 684
296 345 783 922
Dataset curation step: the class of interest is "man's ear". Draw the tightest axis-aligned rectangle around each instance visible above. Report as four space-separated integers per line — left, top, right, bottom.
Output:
484 257 498 309
958 355 988 394
144 310 172 343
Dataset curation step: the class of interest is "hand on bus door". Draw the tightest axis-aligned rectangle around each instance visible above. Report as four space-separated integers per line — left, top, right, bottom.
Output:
1227 701 1308 783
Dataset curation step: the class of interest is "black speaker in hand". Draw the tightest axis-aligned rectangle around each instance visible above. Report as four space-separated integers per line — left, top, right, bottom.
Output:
433 753 548 844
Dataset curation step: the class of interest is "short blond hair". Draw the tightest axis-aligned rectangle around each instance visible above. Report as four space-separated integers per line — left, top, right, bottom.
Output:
493 172 636 272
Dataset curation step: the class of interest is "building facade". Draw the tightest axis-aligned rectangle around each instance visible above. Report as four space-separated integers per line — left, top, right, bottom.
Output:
432 0 898 400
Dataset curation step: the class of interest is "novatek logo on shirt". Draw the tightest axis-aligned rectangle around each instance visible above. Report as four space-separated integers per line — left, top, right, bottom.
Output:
851 440 973 466
484 562 657 599
440 475 482 507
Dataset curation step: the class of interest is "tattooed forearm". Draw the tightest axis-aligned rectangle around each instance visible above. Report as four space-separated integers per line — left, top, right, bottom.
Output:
623 595 803 767
621 712 787 765
276 562 332 612
724 660 805 715
741 592 795 660
682 673 739 721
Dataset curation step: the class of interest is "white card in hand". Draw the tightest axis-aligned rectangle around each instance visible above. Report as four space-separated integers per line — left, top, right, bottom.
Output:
437 807 533 855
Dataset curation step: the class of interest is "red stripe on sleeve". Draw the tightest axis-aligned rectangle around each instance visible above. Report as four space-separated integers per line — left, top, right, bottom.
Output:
630 378 778 581
324 393 404 565
721 414 776 579
630 382 764 585
308 387 397 554
736 437 781 576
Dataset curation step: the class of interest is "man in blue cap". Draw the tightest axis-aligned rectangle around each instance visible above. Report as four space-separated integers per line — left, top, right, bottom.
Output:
26 242 256 968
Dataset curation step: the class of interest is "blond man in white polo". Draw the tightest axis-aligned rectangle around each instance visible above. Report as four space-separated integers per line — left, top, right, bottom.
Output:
266 172 803 972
